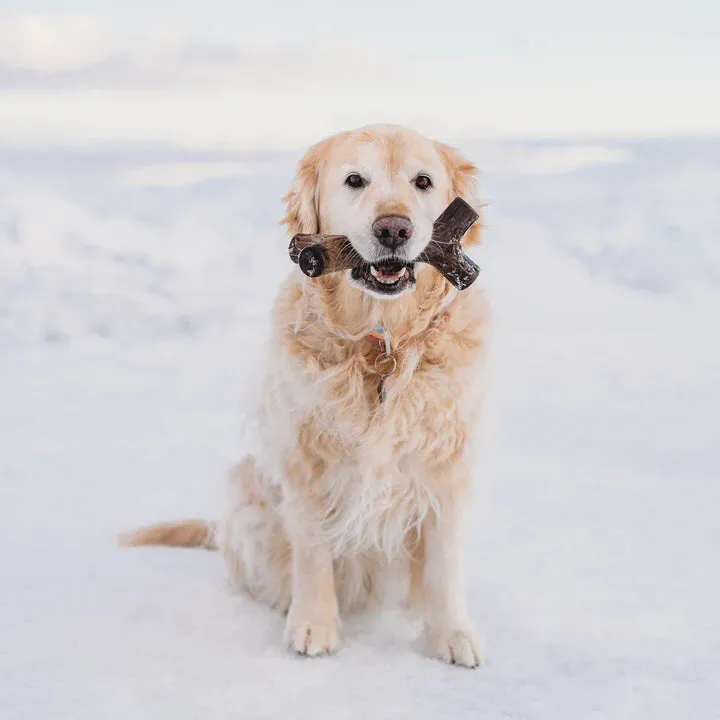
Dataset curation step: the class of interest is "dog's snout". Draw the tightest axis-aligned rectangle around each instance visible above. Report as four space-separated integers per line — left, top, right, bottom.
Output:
372 215 414 249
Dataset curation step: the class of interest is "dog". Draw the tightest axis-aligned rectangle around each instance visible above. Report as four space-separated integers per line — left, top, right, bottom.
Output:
122 124 489 668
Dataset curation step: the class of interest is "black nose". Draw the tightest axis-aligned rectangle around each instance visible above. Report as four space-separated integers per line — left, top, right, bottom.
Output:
372 215 414 249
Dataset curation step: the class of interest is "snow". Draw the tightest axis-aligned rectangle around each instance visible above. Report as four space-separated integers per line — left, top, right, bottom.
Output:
1 139 719 719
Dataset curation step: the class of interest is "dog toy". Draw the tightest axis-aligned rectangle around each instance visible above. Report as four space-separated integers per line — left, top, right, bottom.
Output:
288 197 480 290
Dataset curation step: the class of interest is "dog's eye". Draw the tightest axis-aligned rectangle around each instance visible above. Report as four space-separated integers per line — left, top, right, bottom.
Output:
414 175 432 191
345 173 366 190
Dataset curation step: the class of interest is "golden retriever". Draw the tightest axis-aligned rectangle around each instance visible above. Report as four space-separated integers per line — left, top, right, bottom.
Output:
122 124 489 667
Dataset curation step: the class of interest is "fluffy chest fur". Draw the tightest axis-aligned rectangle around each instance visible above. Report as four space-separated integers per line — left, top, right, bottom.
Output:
252 276 489 558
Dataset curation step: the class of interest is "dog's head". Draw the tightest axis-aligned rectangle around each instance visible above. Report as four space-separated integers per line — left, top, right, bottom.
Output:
283 125 481 300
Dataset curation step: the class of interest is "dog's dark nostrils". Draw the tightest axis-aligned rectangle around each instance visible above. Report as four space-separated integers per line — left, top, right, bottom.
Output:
373 215 413 248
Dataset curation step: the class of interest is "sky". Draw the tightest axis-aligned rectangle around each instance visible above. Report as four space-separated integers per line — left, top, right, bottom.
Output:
0 1 719 148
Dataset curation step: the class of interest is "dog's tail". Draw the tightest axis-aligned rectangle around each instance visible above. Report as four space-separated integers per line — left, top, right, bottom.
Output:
119 519 217 551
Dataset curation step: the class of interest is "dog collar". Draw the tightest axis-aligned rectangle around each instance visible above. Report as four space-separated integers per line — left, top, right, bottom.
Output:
367 288 458 378
367 325 409 343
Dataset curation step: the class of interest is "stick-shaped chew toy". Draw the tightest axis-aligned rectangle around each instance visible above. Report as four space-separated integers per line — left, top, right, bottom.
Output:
288 197 480 290
288 234 363 278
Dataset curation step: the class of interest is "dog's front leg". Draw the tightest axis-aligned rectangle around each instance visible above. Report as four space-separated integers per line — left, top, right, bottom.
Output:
282 504 340 657
416 468 483 668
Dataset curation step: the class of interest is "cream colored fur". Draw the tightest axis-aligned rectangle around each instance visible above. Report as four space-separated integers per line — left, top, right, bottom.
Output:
122 124 489 668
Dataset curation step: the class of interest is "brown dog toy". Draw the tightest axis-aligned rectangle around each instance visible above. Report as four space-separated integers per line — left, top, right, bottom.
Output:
288 197 480 291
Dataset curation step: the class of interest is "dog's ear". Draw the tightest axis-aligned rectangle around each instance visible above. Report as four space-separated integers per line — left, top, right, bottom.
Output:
434 141 483 247
282 139 328 235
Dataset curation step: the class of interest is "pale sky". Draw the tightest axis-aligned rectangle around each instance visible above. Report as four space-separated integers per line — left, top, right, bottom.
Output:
1 0 718 149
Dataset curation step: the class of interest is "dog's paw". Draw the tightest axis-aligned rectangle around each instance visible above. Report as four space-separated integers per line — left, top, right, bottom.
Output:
284 618 340 657
427 627 484 668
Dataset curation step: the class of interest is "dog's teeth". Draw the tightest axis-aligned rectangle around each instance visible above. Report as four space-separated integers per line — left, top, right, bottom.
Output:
369 265 408 284
379 273 401 284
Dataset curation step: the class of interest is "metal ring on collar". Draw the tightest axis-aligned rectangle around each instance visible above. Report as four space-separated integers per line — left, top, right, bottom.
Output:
374 353 397 377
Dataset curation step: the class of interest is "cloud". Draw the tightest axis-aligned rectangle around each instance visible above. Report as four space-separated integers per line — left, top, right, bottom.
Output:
0 13 388 150
1 12 719 149
0 13 111 72
0 12 368 91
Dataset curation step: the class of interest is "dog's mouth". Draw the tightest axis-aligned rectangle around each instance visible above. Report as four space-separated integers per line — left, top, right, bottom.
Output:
350 259 416 296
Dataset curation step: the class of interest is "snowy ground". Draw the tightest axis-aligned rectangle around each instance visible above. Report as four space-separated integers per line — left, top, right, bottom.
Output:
1 138 719 719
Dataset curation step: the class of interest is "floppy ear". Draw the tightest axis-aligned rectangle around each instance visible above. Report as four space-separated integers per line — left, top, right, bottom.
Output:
435 141 483 247
281 140 327 236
